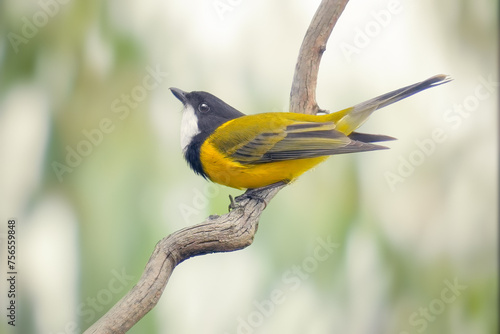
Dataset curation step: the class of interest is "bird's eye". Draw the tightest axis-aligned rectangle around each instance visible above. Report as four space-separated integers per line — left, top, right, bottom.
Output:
198 103 210 113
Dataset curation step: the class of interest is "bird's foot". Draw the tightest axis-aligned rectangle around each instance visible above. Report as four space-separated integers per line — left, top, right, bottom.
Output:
228 182 286 211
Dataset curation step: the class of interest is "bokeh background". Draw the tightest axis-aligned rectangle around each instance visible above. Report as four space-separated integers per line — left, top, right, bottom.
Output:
0 0 497 333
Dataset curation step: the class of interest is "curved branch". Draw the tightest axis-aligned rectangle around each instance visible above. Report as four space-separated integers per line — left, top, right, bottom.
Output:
84 185 284 333
290 0 350 115
84 0 350 332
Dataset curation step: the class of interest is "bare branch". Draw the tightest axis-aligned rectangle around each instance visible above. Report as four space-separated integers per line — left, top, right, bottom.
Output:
84 185 284 333
290 0 350 115
84 0 349 332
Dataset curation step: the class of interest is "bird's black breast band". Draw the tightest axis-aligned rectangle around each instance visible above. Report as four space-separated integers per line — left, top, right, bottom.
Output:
184 132 209 179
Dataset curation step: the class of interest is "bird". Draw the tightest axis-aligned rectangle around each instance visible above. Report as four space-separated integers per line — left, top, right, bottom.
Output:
170 74 451 190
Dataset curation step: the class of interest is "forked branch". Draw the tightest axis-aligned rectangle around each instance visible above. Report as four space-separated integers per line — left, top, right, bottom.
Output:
84 0 349 332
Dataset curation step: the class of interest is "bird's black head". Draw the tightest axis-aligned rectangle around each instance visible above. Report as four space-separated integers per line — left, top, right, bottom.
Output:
170 88 246 152
170 88 246 178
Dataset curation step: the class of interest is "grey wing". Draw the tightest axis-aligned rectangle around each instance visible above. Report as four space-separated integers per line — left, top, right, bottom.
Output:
231 121 388 164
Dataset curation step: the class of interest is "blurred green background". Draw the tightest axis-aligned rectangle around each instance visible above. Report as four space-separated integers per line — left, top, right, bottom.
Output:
0 0 497 333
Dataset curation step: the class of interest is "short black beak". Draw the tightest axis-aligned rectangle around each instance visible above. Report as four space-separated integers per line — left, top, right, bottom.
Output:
170 87 188 104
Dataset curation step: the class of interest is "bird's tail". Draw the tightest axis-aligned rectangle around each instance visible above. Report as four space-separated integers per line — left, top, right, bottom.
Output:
334 74 452 135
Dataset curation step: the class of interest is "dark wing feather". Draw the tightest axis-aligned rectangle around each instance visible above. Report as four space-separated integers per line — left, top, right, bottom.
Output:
348 131 396 143
230 121 388 165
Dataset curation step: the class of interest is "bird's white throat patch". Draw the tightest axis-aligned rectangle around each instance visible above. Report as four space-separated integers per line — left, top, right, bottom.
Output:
180 105 200 152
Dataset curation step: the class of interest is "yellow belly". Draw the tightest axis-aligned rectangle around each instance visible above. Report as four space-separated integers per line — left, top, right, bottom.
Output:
200 141 328 189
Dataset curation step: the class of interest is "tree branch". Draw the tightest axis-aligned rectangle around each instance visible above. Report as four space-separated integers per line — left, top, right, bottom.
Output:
290 0 350 115
84 186 284 333
84 0 350 332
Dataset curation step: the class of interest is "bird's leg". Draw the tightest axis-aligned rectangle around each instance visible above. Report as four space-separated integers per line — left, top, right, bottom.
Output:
228 181 287 211
228 195 238 211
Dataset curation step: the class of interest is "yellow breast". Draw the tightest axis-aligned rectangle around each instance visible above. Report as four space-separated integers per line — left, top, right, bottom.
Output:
200 141 328 189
